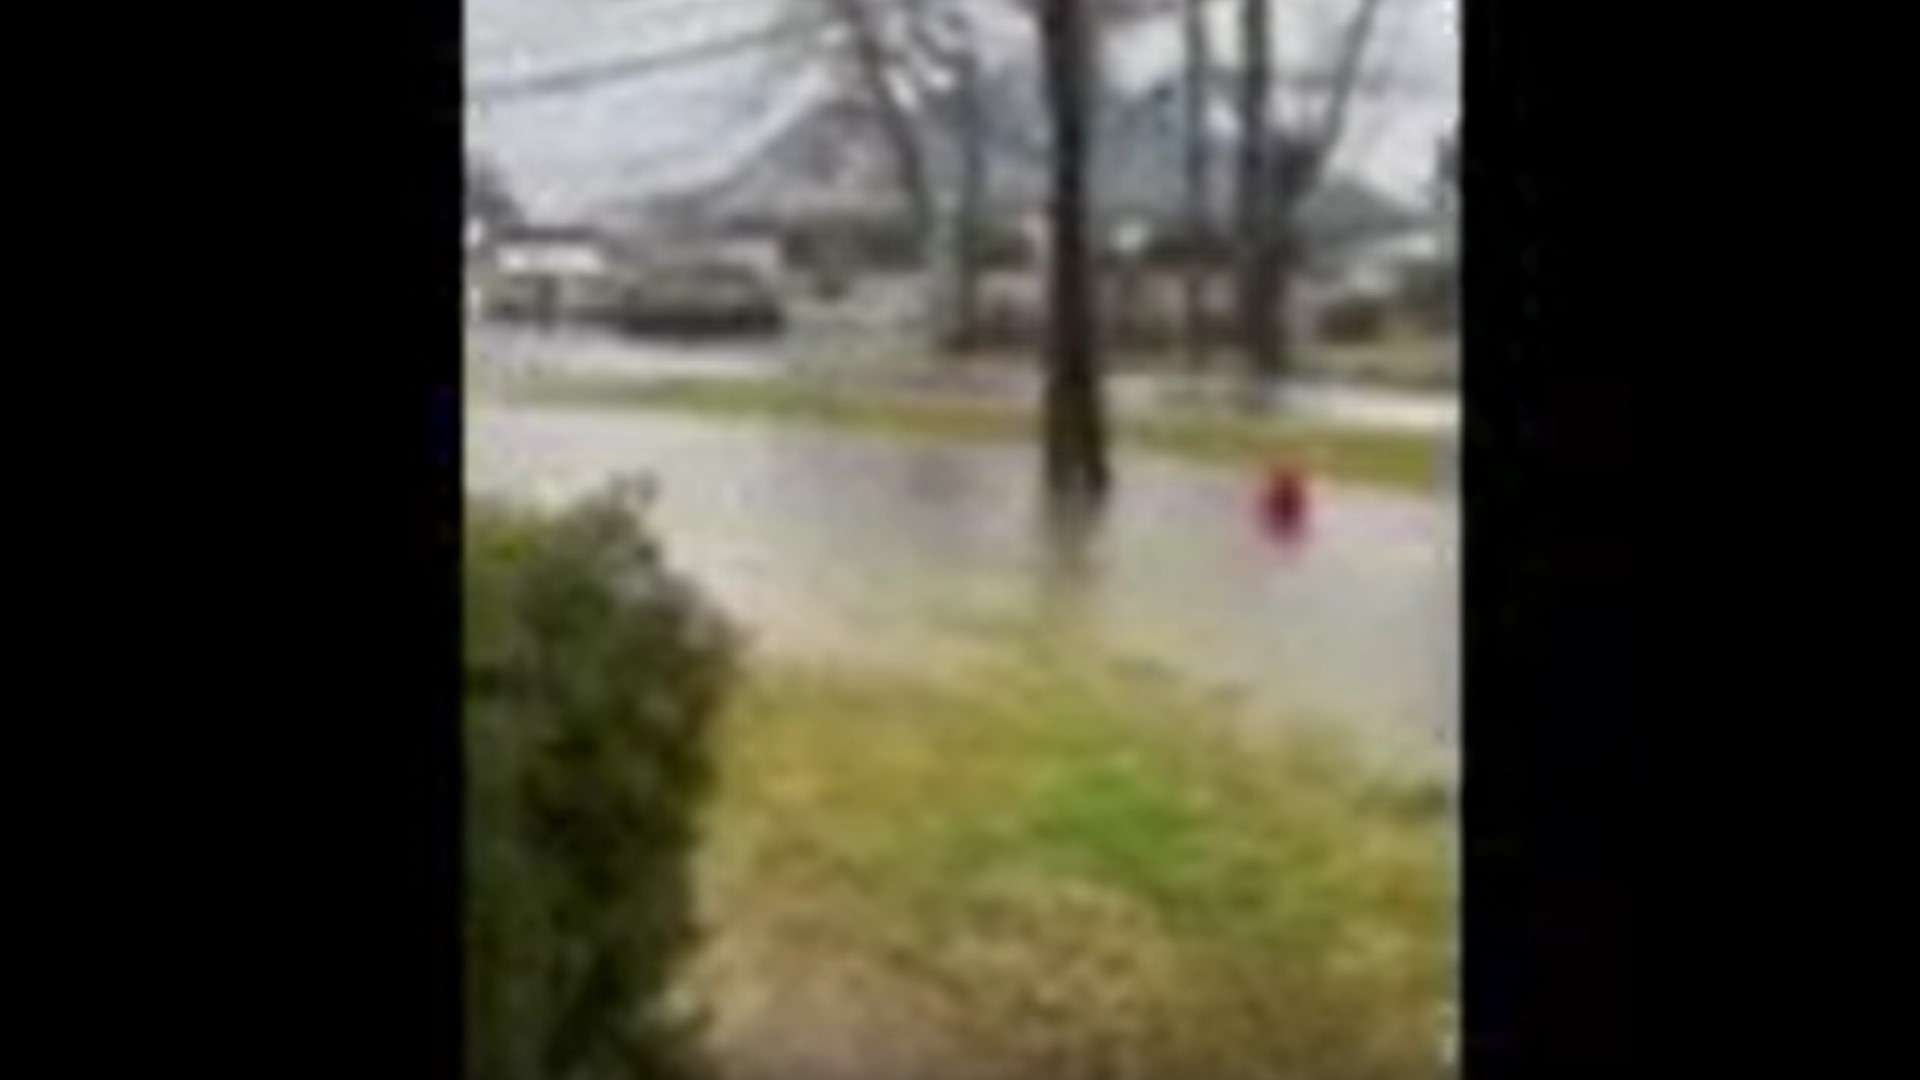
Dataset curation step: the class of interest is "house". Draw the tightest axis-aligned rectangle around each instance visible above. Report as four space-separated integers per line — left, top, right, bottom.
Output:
469 220 792 336
1316 229 1443 302
469 224 628 324
488 225 616 277
641 58 1427 265
615 55 1436 351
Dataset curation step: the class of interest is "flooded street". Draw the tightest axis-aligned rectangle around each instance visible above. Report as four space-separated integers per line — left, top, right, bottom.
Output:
466 323 789 382
466 394 1458 758
460 4 1451 1068
466 322 1461 434
466 6 1462 1070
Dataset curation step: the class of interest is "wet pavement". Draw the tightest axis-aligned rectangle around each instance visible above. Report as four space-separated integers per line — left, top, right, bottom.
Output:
465 397 1458 761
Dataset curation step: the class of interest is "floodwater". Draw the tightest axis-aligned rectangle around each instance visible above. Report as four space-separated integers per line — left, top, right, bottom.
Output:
465 396 1458 762
465 321 1461 435
467 323 784 383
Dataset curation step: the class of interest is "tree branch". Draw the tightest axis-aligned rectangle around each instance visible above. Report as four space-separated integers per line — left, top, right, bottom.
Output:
810 0 937 234
1302 0 1389 188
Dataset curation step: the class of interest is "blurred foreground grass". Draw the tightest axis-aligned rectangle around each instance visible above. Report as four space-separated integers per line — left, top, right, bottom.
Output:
694 639 1455 1080
508 375 1440 493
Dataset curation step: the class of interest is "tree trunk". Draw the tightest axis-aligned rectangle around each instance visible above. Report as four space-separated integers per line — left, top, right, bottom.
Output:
1039 0 1109 505
1270 218 1296 394
1235 0 1278 409
1181 0 1212 375
1264 155 1316 404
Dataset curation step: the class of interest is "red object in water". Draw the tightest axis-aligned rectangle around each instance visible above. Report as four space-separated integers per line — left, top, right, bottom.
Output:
1260 462 1310 539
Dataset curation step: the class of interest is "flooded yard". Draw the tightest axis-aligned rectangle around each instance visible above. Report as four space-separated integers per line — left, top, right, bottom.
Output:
465 397 1458 760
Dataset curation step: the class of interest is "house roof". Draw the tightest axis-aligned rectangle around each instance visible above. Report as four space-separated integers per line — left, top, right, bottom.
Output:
660 61 1424 252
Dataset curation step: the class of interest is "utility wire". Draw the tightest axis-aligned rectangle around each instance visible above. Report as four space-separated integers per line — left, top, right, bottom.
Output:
464 0 974 106
467 12 827 104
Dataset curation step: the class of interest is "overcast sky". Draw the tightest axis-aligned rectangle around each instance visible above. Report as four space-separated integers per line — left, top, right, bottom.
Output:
466 0 1457 221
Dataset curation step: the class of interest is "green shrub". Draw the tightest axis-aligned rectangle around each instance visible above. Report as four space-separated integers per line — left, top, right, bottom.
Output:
465 481 734 1080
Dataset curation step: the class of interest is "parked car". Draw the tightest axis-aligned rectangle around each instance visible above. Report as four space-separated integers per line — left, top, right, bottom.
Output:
604 262 785 338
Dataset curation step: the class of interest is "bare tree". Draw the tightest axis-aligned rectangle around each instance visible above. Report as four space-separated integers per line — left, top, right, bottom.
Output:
1234 0 1391 409
1035 0 1110 505
1436 124 1458 214
1233 0 1275 407
1432 125 1458 326
950 35 987 350
805 0 938 231
1181 0 1214 374
466 154 524 231
784 0 994 350
903 5 991 350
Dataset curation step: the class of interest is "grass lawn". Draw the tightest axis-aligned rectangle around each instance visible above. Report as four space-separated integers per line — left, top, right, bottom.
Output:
692 638 1456 1080
504 374 1443 494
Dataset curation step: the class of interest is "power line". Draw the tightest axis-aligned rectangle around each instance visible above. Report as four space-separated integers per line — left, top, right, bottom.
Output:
467 13 826 105
572 0 736 14
463 0 975 107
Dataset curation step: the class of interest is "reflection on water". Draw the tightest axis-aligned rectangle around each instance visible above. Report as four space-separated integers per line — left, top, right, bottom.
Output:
466 401 1458 758
1032 486 1107 636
